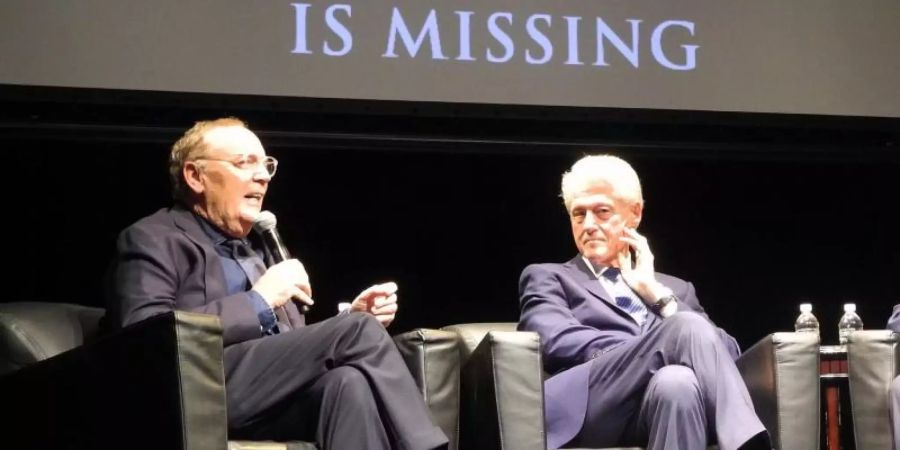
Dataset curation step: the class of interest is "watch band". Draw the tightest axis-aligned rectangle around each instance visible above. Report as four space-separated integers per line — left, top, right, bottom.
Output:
651 294 678 314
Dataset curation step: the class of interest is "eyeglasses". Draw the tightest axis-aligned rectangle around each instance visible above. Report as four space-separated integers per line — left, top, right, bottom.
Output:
193 155 278 177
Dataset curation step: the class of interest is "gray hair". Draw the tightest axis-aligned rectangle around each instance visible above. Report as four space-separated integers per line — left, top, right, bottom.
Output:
560 154 644 211
168 117 247 202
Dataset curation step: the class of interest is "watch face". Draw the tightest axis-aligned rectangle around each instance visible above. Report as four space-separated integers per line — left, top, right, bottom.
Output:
654 295 675 311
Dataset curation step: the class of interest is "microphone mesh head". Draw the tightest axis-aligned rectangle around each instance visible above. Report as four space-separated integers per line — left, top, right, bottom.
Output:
252 210 278 232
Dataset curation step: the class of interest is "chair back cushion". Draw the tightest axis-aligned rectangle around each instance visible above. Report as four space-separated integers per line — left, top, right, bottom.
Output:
736 331 820 450
0 302 104 375
847 330 899 450
228 442 318 450
394 328 462 450
442 322 517 359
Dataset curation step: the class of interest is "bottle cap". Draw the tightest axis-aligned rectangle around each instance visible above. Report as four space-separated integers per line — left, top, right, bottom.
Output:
799 303 812 313
844 303 856 312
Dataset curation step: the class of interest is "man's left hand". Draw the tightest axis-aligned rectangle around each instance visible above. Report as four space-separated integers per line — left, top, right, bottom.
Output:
618 228 672 304
350 281 399 327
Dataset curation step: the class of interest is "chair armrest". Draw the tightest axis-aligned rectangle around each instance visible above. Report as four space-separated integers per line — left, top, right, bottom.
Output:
443 322 518 360
393 328 461 450
458 330 545 450
228 441 318 450
0 302 104 375
736 332 820 450
847 329 900 450
0 311 227 450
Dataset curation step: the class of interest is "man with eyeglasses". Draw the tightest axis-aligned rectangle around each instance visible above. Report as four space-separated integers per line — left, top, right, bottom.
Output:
105 118 448 450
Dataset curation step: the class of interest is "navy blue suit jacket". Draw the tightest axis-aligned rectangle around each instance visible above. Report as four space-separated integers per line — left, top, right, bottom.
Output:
518 256 739 448
888 305 900 332
106 206 304 346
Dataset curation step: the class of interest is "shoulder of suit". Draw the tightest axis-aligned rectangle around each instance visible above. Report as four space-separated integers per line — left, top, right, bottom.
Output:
119 207 192 243
123 207 174 230
521 262 568 276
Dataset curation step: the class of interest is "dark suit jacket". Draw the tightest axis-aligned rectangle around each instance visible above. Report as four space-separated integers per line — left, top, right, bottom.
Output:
107 205 304 346
888 305 900 332
518 256 739 448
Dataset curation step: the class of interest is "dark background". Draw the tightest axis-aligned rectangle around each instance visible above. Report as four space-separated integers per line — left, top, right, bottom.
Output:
2 87 899 350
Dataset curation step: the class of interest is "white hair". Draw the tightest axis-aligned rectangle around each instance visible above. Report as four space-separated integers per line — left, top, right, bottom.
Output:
560 155 644 211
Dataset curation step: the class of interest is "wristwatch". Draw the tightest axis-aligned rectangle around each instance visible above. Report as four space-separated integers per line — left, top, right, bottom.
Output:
650 294 678 314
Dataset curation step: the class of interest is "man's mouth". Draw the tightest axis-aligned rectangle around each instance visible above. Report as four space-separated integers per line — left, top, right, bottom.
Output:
244 193 264 206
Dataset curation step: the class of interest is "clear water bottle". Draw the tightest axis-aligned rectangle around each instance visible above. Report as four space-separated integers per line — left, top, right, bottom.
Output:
794 303 820 335
838 303 864 345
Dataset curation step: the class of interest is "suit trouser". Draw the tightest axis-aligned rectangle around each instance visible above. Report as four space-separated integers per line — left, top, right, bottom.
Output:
224 312 448 450
570 312 766 450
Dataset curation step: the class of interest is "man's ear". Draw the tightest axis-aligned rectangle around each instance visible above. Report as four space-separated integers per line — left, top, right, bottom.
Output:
183 162 205 195
629 201 644 228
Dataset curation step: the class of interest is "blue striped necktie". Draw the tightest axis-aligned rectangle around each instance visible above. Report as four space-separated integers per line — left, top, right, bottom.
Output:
601 267 648 325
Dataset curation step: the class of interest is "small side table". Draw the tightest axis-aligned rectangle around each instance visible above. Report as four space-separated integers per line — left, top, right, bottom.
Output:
820 345 855 450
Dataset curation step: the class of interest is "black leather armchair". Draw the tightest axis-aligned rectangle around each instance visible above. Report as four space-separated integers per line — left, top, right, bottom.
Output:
0 302 461 450
394 328 462 450
846 330 900 450
441 322 821 450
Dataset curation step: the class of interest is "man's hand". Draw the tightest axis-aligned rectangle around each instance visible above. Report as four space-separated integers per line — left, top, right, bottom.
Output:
350 282 399 327
251 259 314 309
618 228 672 304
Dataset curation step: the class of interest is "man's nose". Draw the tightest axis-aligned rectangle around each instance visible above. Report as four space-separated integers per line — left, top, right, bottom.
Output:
583 213 598 229
252 169 271 183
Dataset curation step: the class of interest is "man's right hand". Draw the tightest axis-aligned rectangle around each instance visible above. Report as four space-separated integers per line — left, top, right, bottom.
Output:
251 259 314 309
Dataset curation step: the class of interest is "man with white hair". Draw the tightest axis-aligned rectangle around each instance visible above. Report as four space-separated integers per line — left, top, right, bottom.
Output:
518 155 770 449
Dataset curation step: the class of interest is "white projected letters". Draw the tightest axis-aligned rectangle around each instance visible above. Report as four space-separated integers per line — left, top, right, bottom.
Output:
291 3 698 70
525 14 553 65
323 4 352 56
383 8 448 59
652 20 698 71
291 3 353 56
595 19 641 68
486 12 515 63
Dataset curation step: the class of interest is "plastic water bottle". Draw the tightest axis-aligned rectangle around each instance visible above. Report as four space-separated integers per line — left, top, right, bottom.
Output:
838 303 864 345
794 303 820 335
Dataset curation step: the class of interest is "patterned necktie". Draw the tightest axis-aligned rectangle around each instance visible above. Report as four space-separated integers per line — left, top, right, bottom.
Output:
227 239 293 331
602 267 648 325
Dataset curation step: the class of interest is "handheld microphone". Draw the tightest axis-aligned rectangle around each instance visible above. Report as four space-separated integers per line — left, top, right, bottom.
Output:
252 211 290 262
252 210 309 313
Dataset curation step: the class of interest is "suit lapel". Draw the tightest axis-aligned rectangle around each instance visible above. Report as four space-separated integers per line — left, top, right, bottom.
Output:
565 255 647 326
564 256 617 307
169 206 223 303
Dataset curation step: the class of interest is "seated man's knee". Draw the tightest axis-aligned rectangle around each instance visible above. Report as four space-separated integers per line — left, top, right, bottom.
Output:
336 311 386 334
664 311 716 340
333 312 391 347
647 365 701 407
324 366 372 399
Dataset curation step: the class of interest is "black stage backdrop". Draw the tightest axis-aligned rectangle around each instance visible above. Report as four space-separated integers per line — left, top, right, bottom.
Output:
2 98 899 351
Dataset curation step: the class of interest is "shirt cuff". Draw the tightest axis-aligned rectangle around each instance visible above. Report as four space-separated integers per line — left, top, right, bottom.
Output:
248 290 278 333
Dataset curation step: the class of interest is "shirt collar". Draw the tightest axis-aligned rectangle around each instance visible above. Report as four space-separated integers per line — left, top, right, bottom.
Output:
194 213 231 246
581 255 617 280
